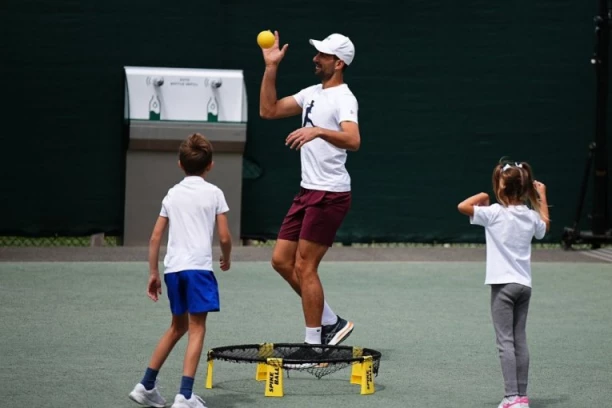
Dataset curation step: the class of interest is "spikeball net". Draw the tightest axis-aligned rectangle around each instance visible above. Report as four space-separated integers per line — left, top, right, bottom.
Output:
205 343 382 397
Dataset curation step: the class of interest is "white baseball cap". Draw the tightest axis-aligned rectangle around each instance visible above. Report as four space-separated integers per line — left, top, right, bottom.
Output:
309 33 355 66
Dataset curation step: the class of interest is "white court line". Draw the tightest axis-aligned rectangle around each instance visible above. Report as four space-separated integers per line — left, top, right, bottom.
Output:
580 248 612 263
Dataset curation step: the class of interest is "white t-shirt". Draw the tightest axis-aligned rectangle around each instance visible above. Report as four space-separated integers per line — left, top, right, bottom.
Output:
471 204 547 288
292 83 358 192
159 176 229 274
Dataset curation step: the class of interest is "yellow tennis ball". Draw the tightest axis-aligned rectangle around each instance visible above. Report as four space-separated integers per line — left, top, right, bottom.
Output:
257 30 275 49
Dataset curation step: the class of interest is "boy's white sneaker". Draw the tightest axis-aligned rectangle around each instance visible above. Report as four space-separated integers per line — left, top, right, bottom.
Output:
128 383 166 407
170 393 207 408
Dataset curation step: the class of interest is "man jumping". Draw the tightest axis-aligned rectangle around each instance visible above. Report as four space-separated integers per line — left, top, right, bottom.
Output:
259 32 360 346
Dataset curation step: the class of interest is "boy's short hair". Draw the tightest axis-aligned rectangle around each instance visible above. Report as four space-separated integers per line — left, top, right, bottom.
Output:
179 133 213 175
179 133 213 176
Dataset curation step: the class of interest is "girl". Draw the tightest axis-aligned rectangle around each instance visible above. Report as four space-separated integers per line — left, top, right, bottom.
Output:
458 161 550 408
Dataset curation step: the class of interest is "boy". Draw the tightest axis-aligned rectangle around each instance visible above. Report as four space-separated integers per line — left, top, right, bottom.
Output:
128 133 232 408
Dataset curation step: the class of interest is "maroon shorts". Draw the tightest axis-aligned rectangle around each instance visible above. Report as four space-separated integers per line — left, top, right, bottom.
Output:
277 188 351 247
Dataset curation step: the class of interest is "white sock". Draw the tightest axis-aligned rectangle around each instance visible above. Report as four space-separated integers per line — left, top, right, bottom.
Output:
305 327 322 344
321 301 338 326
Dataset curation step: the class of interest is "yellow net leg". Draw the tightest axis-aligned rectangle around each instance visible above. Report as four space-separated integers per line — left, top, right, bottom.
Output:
350 346 364 385
256 363 267 382
205 359 214 389
264 358 284 397
256 343 274 381
360 356 375 395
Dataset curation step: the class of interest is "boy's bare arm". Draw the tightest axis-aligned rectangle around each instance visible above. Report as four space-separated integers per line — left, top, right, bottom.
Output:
147 216 168 301
216 213 232 271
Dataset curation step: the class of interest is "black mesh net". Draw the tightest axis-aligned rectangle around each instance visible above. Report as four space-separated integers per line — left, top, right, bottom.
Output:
0 235 119 247
208 343 381 379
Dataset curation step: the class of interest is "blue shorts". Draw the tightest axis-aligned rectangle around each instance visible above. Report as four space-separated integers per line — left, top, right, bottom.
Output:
164 270 220 315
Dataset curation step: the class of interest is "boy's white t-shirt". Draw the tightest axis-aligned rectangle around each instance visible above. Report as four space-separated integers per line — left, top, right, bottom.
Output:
159 176 229 274
471 204 547 288
292 83 358 192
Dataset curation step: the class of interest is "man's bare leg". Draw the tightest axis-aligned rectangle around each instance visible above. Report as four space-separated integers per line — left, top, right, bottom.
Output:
272 239 339 326
271 239 301 294
294 239 330 343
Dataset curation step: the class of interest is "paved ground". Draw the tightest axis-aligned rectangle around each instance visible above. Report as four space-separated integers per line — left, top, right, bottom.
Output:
2 261 611 408
1 246 609 262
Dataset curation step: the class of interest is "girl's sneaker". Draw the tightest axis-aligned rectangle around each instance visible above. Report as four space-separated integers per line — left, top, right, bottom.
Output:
517 396 530 408
498 396 522 408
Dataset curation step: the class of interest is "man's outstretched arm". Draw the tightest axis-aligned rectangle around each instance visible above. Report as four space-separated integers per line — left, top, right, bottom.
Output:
259 64 302 119
259 30 302 120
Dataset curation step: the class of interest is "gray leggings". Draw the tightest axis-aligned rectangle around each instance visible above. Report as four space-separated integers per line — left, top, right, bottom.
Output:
491 283 532 396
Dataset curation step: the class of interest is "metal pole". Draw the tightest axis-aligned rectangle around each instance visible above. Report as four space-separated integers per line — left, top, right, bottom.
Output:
591 0 610 236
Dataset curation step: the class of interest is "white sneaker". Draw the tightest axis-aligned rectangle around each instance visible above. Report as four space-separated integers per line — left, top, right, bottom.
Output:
128 383 166 407
170 393 207 408
498 396 522 408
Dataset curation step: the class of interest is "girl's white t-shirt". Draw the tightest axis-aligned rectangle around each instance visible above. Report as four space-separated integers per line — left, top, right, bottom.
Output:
471 204 547 288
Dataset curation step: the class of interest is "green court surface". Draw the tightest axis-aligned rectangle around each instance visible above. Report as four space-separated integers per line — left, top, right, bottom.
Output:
1 261 610 408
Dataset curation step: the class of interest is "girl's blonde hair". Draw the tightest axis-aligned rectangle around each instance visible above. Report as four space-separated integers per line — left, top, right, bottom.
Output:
492 160 541 213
